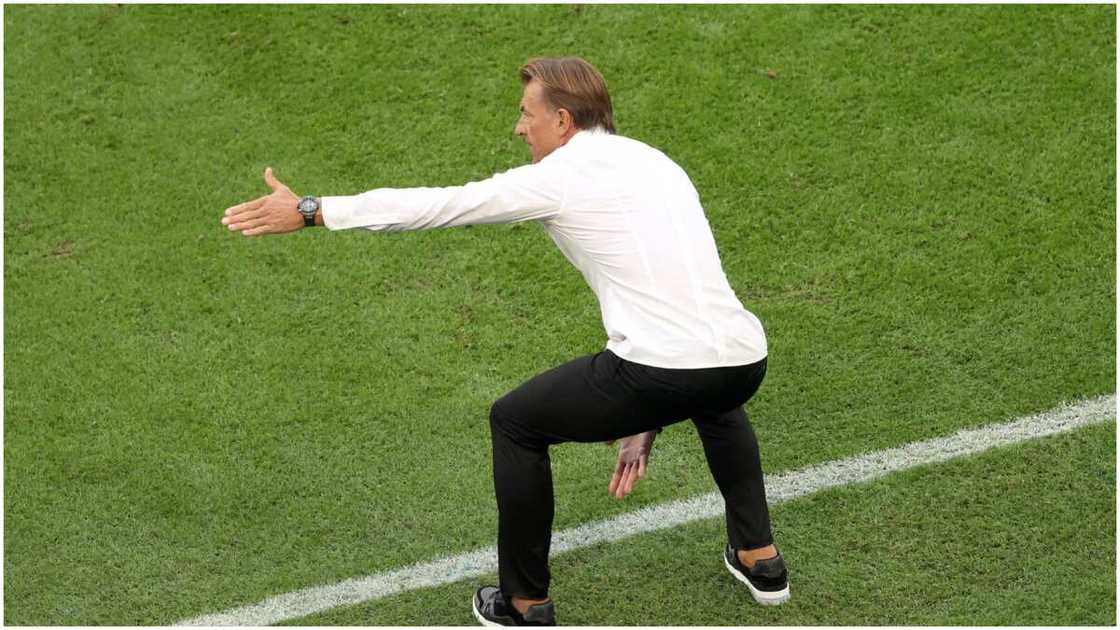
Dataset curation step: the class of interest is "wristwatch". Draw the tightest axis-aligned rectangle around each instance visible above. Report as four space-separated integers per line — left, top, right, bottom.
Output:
297 196 320 227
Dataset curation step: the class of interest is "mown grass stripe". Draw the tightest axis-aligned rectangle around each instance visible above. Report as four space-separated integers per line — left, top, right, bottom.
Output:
177 394 1115 626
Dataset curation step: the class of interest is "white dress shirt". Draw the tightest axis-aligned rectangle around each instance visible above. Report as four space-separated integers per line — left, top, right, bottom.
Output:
322 128 767 369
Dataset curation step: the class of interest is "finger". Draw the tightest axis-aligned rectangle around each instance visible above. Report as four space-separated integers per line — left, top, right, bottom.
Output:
638 453 647 479
227 214 269 231
622 463 639 496
264 166 287 193
616 463 635 498
224 208 267 228
608 461 625 495
241 224 272 236
613 460 635 498
225 195 268 217
609 471 622 496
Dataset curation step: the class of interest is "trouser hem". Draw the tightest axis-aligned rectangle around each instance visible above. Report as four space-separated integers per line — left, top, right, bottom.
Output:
502 589 551 600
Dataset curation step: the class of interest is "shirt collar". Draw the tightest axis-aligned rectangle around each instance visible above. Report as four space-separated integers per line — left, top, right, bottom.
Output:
567 126 610 147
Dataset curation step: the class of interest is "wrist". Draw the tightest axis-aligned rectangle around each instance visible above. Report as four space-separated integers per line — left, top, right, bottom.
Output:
297 195 321 228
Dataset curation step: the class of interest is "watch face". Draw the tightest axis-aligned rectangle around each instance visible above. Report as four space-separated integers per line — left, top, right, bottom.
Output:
298 197 316 216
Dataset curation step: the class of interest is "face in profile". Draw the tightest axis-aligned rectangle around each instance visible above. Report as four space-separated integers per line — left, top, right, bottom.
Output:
515 80 569 164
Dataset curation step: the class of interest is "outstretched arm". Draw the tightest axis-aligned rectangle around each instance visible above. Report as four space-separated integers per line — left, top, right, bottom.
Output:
222 160 567 237
320 160 566 232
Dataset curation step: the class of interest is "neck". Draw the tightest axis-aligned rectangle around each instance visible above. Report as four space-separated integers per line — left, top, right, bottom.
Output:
559 126 581 146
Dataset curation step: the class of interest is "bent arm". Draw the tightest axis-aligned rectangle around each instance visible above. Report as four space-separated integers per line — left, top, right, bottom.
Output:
321 161 567 232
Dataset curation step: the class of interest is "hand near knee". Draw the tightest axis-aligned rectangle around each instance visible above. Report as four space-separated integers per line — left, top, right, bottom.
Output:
608 431 657 499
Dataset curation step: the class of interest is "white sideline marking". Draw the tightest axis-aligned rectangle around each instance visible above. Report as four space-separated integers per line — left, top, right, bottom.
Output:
178 394 1116 626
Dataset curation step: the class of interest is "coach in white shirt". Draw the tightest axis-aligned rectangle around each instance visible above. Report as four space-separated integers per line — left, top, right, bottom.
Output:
222 57 788 626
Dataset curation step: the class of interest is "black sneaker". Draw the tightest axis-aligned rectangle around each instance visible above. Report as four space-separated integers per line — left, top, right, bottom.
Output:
472 586 556 626
723 543 791 606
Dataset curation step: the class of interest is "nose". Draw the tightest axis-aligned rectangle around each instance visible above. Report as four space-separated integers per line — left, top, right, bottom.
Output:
514 121 526 138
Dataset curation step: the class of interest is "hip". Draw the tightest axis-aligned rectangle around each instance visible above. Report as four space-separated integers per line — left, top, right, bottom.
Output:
605 349 768 415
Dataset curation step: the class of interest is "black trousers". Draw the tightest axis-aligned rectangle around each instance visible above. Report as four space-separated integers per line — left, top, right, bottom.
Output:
488 349 772 599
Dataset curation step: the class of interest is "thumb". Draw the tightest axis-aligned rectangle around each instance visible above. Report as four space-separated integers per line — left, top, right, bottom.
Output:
264 166 286 192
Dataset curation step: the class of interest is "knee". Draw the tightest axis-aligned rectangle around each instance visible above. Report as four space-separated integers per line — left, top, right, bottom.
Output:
489 395 545 449
489 395 516 431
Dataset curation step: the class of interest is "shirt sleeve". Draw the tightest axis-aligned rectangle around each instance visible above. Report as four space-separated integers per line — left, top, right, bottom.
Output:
320 160 567 232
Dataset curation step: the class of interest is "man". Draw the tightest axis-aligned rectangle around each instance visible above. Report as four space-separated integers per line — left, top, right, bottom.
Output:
221 56 788 626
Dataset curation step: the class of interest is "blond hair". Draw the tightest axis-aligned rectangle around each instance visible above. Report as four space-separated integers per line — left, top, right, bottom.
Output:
519 57 616 134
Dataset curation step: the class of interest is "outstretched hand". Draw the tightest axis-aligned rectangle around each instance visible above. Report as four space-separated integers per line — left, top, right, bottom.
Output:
221 167 302 236
608 430 658 499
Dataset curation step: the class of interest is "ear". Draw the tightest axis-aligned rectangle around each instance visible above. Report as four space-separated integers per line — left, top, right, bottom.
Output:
556 107 574 133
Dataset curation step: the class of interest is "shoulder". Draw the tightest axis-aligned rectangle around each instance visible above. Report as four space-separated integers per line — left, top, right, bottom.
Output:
558 130 670 166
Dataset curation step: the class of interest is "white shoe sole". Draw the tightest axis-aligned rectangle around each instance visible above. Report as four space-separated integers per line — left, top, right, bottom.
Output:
723 553 791 606
472 595 507 627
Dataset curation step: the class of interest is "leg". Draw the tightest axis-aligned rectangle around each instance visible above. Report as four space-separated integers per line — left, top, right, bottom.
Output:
488 404 556 599
692 405 774 551
488 351 694 600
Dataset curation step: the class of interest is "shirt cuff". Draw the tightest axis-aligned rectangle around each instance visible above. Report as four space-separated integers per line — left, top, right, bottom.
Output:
319 195 355 231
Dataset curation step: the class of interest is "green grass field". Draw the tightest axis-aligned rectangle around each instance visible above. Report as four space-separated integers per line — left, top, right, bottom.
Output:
4 4 1115 626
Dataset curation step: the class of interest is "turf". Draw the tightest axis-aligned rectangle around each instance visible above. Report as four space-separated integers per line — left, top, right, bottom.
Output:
3 4 1115 625
290 421 1117 626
